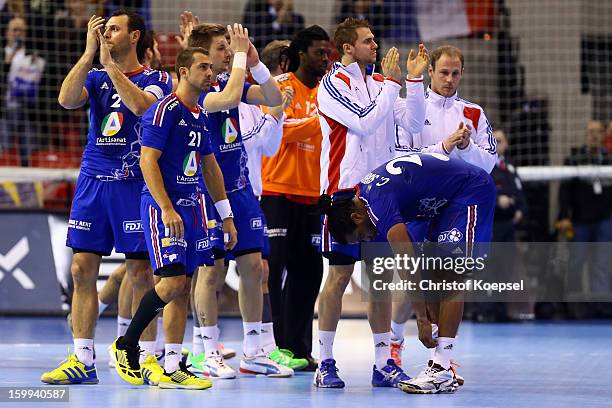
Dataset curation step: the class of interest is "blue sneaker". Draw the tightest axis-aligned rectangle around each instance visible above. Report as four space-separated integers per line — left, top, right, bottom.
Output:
372 359 411 387
314 359 345 388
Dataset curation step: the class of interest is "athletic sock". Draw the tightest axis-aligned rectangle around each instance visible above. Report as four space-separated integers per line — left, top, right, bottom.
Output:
98 301 108 317
74 338 94 366
155 316 165 353
261 322 276 354
164 343 183 373
391 320 406 342
318 330 336 362
192 326 205 356
117 316 131 338
242 321 262 357
201 325 219 358
432 337 455 369
373 332 391 369
122 288 167 347
429 323 439 362
139 341 156 363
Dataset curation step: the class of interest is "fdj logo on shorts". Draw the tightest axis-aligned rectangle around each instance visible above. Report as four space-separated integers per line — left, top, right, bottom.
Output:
182 151 199 176
222 117 239 144
250 217 263 230
123 220 144 233
196 238 210 250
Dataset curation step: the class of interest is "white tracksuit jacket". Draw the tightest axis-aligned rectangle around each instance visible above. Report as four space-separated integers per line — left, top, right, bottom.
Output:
318 61 426 194
394 87 497 173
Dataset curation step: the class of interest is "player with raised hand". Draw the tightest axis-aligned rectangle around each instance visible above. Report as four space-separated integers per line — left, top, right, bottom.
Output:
185 21 290 378
315 17 428 388
41 9 171 386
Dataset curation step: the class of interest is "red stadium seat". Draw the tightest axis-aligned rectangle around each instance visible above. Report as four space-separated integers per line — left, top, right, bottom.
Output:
156 32 182 66
0 148 21 166
30 149 81 169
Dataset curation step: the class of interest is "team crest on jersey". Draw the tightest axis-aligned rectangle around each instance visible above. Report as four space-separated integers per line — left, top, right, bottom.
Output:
361 172 377 184
222 117 239 144
101 112 123 136
182 151 199 177
438 228 463 243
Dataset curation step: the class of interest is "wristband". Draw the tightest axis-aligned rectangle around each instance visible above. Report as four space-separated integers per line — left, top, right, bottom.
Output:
406 75 424 82
233 52 247 70
250 61 271 84
215 199 234 219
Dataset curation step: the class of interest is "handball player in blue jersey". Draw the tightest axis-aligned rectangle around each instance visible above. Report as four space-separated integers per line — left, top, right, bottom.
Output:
184 23 293 377
41 10 171 385
320 153 495 394
110 46 238 389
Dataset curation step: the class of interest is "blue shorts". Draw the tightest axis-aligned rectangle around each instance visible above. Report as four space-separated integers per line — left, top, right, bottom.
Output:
427 178 496 258
202 186 264 259
67 175 147 255
141 193 212 276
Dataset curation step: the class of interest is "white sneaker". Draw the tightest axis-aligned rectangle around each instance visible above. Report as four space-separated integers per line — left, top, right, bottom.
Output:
107 345 116 368
204 355 236 379
239 354 293 378
398 362 457 394
219 343 236 360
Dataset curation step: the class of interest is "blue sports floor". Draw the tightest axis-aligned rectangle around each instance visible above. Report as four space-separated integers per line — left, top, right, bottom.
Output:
0 316 611 408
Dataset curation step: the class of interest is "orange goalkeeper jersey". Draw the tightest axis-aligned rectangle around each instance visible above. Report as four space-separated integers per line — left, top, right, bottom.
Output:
261 72 322 198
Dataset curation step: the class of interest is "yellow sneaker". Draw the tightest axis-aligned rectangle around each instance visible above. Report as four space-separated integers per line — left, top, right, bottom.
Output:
159 362 213 390
111 337 144 385
141 355 163 386
41 354 98 385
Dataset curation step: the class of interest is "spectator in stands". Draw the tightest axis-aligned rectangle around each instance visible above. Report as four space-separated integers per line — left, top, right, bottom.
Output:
2 16 45 166
243 0 305 51
558 120 612 296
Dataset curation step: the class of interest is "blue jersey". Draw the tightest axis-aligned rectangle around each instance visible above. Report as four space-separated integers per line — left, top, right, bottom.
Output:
198 73 252 192
141 93 213 196
357 153 491 239
81 67 172 181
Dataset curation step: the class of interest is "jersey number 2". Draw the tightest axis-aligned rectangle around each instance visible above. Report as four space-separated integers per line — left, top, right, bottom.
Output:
110 93 122 108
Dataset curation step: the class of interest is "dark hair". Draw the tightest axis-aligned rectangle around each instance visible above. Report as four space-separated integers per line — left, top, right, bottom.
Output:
333 17 371 56
138 29 155 63
319 190 357 245
110 9 147 58
175 47 209 81
430 45 464 70
188 23 228 50
261 40 291 73
287 25 330 72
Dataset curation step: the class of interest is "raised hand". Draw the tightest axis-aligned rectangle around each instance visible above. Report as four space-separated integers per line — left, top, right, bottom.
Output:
246 40 260 68
381 47 401 83
268 86 294 119
406 43 429 79
175 10 200 50
97 31 113 67
227 23 250 55
85 15 105 56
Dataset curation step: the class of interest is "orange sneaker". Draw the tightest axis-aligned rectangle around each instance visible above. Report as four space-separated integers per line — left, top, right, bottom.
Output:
390 338 404 367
